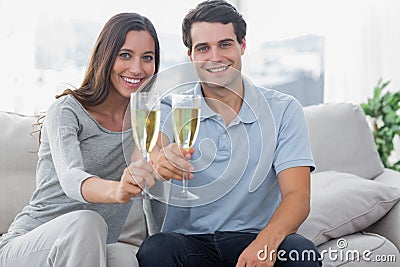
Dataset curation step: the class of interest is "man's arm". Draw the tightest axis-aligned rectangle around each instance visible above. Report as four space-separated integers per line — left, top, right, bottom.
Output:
260 166 311 242
236 166 311 267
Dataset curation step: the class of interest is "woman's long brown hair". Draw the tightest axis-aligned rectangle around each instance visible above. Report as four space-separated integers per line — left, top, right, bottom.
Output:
35 13 161 145
57 12 160 105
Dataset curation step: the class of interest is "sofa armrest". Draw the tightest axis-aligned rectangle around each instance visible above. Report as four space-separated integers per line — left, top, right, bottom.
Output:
366 200 400 251
367 168 400 250
373 168 400 188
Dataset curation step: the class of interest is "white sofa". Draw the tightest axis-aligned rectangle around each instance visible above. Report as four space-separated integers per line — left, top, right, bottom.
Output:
299 103 400 266
1 103 399 266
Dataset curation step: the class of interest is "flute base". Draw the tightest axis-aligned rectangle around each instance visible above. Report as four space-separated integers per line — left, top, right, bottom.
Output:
134 193 154 200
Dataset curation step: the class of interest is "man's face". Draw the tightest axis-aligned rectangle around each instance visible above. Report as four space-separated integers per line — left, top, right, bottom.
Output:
188 22 246 91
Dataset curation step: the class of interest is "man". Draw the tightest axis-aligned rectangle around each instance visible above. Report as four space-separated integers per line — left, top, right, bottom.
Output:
138 1 321 266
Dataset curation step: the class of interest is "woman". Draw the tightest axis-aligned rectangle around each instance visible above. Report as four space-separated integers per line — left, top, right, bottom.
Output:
0 12 160 267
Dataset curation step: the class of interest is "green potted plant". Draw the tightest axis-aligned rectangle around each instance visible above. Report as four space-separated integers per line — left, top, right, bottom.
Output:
360 79 400 171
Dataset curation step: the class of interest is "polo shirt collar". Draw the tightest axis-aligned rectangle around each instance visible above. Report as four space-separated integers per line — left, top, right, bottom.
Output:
238 78 259 124
194 83 216 121
196 78 260 124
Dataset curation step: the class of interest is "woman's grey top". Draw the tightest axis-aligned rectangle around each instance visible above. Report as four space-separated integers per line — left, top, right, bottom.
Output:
2 95 134 244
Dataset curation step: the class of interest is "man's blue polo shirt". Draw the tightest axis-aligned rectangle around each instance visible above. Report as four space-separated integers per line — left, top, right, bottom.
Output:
159 78 315 234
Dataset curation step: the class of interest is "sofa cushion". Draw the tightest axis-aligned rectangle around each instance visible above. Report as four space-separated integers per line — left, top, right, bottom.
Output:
318 232 400 266
0 112 39 234
297 171 400 246
118 199 148 247
304 103 384 179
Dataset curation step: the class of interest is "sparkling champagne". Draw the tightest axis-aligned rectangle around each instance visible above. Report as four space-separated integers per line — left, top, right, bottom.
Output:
172 107 200 149
132 109 160 152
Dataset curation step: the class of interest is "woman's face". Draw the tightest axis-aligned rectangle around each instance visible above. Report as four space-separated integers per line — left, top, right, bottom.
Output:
110 30 156 99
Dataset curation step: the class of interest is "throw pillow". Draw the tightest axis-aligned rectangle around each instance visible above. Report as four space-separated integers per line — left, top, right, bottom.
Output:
297 171 400 246
303 103 384 179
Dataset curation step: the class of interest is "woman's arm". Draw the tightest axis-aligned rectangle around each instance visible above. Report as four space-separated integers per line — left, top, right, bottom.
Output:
81 158 155 204
46 99 154 204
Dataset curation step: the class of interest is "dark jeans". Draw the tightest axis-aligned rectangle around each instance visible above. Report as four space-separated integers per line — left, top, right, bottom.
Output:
137 232 321 267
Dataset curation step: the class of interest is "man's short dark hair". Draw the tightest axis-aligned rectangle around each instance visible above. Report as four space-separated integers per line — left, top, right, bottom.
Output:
182 0 247 51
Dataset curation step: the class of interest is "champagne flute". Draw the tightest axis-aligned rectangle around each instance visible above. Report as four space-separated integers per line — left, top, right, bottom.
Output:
131 92 160 199
171 94 201 200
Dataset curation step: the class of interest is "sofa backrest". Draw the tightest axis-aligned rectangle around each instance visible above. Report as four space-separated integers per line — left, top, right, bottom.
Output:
0 111 38 234
303 103 384 179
